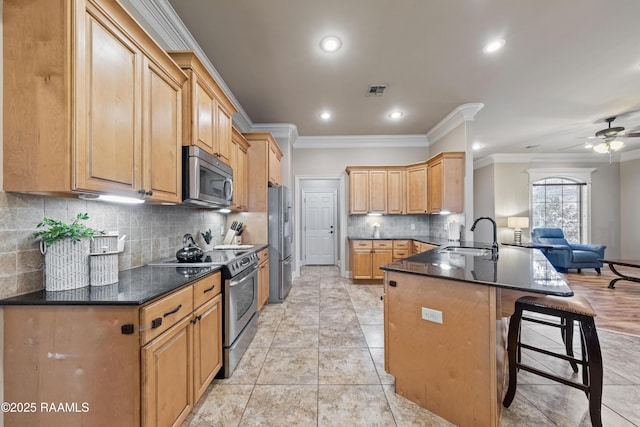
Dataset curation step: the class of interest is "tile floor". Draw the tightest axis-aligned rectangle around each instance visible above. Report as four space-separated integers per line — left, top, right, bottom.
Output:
184 266 640 426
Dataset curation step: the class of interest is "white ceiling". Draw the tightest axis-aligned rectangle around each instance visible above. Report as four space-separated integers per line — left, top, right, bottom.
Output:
165 0 640 157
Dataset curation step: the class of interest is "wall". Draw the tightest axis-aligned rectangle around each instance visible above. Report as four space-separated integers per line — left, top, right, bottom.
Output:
473 164 495 243
620 157 640 258
429 123 466 154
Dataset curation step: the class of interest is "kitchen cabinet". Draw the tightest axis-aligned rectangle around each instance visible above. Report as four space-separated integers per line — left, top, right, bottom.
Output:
168 51 238 165
350 240 392 280
412 241 438 254
3 271 223 427
345 167 390 214
392 240 411 261
405 162 428 214
244 132 283 211
427 152 464 213
230 127 250 211
258 248 270 310
3 0 187 203
387 170 405 214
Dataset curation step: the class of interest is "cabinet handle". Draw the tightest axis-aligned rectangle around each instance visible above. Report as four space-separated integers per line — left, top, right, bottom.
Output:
151 318 162 329
138 189 146 195
145 190 153 196
389 280 397 287
203 284 216 293
163 304 182 317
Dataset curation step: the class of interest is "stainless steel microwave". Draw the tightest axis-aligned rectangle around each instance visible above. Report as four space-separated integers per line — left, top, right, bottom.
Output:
182 146 233 208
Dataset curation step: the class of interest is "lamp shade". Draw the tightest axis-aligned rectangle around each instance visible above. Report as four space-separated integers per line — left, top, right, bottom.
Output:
507 217 529 229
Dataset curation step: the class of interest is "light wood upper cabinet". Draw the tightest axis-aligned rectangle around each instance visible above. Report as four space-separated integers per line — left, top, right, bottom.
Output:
3 0 187 203
387 170 405 214
349 170 370 214
244 132 283 212
168 51 238 165
230 127 250 211
406 162 428 214
427 152 465 213
369 170 388 213
268 142 283 186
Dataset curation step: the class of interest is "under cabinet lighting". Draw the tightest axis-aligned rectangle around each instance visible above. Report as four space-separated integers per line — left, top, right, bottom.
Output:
367 212 383 216
218 208 231 213
79 193 145 204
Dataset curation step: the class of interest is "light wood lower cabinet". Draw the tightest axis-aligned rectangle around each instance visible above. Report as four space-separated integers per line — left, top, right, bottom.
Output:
142 315 193 427
258 248 270 310
2 271 223 427
350 240 393 280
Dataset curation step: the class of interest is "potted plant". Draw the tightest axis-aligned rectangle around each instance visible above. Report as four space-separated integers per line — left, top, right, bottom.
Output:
34 213 103 291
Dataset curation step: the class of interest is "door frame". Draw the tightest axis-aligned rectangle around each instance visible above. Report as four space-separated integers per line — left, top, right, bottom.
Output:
301 189 338 266
294 175 347 278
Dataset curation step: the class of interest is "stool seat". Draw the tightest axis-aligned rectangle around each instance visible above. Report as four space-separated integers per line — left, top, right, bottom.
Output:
518 295 597 317
503 296 603 427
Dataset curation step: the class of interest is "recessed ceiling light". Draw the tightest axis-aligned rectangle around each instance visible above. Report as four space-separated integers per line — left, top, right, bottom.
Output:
483 39 505 54
472 142 483 150
320 36 342 53
320 111 332 120
388 111 404 120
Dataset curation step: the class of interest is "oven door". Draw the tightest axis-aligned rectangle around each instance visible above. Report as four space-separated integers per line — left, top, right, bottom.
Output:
224 264 258 346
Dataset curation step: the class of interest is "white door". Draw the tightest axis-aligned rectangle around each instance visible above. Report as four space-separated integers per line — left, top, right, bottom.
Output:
304 191 336 265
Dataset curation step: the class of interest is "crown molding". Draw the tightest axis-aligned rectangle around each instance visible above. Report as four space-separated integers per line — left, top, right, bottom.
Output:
426 103 484 145
293 134 428 149
473 152 623 169
251 123 299 144
125 0 254 129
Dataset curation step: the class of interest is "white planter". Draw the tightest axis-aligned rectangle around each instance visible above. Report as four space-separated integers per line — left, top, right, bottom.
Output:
42 238 91 291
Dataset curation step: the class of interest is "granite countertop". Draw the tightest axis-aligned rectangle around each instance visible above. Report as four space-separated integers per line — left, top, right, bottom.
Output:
0 265 222 306
381 243 573 296
348 235 454 246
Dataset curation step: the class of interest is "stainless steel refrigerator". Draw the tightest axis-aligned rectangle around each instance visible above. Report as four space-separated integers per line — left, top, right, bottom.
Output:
268 186 293 303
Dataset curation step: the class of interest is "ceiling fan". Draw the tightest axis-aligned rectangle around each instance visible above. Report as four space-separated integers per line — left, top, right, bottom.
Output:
586 116 640 154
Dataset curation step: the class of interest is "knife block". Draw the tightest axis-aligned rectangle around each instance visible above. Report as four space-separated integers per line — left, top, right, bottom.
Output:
233 236 242 245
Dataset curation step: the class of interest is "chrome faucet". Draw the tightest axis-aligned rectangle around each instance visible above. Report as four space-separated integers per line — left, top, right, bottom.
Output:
470 217 499 258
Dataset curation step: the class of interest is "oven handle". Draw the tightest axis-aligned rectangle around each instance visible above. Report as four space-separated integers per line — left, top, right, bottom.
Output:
229 264 258 287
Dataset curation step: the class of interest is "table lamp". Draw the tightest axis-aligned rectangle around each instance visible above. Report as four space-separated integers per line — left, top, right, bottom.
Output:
507 217 529 245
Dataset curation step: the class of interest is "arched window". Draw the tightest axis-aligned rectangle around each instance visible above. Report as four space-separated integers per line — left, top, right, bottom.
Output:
531 177 585 242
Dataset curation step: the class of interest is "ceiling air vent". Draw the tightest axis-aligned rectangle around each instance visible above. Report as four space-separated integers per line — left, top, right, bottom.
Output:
367 84 387 96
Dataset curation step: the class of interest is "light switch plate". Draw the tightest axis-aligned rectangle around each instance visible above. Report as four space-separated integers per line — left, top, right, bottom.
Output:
422 307 443 324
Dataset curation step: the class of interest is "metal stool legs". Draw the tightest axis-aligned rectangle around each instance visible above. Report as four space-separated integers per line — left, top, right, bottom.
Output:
503 299 603 427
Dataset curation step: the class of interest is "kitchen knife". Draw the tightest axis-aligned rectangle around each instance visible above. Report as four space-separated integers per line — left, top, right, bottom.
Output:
236 224 244 235
236 222 243 234
230 221 237 230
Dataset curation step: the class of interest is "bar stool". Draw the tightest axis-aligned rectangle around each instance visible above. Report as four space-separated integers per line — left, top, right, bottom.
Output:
503 295 603 427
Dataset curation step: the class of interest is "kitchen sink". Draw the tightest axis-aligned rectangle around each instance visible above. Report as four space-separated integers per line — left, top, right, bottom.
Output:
438 246 491 256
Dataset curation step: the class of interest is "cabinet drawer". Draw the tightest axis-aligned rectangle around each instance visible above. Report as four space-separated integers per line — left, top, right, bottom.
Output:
352 240 373 249
140 286 193 345
258 248 269 264
393 250 409 259
393 240 410 249
193 271 222 309
373 240 392 249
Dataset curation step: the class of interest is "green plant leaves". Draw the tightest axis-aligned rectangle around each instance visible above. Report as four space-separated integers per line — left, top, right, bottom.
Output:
33 213 104 247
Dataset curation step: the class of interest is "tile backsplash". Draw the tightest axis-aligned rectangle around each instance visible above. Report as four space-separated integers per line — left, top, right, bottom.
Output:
0 192 226 298
347 213 466 240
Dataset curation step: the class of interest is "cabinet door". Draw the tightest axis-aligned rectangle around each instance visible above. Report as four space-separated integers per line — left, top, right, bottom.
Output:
268 143 281 186
372 249 393 280
238 145 249 210
406 165 428 214
258 260 270 310
195 80 216 155
228 139 240 208
369 170 388 213
216 100 233 163
387 170 405 214
352 249 373 279
76 5 143 195
142 316 193 427
427 160 443 213
349 171 369 214
193 295 222 402
143 58 182 203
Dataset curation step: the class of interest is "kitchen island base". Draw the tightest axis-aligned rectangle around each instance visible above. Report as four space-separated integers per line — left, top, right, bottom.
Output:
384 271 508 427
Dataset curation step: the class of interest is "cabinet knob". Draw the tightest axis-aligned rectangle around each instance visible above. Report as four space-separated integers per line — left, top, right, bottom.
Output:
145 190 153 196
389 280 397 287
138 189 153 196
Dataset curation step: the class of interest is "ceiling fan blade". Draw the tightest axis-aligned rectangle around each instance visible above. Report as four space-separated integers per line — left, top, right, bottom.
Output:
559 142 590 151
622 132 640 138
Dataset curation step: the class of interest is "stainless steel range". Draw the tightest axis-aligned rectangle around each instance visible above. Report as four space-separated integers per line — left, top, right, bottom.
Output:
149 249 259 377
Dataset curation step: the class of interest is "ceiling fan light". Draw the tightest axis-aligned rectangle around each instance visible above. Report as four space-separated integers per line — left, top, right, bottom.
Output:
610 139 625 151
593 143 610 154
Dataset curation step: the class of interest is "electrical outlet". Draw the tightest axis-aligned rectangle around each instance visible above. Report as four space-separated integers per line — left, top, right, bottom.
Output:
421 307 443 324
220 225 225 236
411 223 415 230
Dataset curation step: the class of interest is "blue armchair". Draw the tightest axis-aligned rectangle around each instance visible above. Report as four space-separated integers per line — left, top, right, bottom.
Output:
531 228 606 274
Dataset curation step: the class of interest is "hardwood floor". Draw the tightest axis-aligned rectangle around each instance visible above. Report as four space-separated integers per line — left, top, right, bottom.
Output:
565 266 640 336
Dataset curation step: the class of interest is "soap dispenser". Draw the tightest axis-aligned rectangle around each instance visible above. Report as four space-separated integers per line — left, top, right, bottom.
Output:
372 223 380 239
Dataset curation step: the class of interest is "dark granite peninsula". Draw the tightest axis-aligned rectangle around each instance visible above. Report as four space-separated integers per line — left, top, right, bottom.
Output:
381 244 573 427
